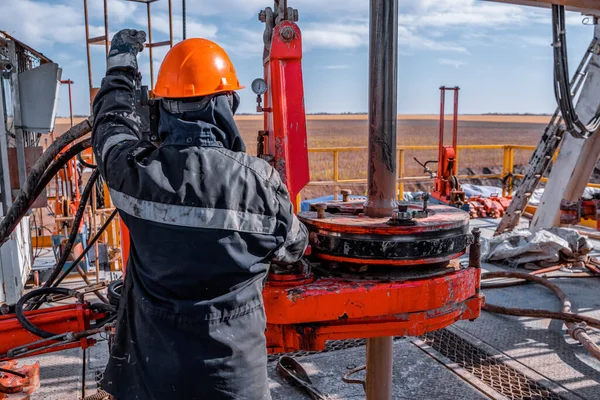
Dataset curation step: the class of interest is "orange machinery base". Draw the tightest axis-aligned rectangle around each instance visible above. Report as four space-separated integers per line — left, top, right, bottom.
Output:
264 267 483 353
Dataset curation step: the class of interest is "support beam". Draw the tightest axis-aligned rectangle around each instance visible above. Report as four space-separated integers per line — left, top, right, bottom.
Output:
485 0 600 15
7 40 27 189
531 24 600 230
0 81 12 214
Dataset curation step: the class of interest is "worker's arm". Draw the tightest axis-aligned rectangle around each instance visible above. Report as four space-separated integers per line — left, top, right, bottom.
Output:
91 29 151 178
272 179 309 264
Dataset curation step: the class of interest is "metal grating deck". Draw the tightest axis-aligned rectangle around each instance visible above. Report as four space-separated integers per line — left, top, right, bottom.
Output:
422 329 566 400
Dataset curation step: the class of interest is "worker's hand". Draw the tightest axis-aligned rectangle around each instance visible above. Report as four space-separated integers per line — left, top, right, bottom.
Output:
107 29 147 73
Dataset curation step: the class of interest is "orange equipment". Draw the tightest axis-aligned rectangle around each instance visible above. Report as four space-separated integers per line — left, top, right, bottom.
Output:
153 38 245 98
433 86 466 207
0 360 39 398
256 8 309 211
0 304 106 360
256 5 482 399
0 2 482 399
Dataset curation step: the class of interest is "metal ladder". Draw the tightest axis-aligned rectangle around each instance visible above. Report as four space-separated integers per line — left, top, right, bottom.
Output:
495 38 598 235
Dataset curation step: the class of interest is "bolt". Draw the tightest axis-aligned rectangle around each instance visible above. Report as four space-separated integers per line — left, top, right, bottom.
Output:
280 26 295 42
316 203 327 219
422 192 430 212
258 10 267 22
398 204 408 213
341 189 352 202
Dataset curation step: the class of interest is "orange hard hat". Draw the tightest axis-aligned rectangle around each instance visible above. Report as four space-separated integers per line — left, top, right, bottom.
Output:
153 38 244 98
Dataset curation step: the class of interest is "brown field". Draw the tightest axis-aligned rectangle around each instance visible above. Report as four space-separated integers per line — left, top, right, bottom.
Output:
54 116 545 199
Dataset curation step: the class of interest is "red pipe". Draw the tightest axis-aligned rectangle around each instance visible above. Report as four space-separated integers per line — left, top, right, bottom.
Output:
438 86 446 180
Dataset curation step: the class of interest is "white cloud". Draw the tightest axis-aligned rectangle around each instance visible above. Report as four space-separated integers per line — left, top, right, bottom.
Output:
0 0 100 47
220 28 264 58
438 58 467 68
399 26 468 53
303 23 368 49
520 36 552 47
322 65 351 70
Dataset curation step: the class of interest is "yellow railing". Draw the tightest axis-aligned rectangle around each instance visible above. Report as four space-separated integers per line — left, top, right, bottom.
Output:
306 144 600 198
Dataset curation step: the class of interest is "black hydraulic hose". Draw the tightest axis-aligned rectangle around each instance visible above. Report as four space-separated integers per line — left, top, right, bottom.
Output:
40 168 100 291
0 367 27 378
16 287 81 338
0 138 92 246
552 5 600 138
52 210 118 289
36 139 92 206
77 151 97 169
0 119 92 246
107 279 123 307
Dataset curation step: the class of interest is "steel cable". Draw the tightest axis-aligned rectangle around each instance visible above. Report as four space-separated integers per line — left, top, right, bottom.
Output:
552 5 600 138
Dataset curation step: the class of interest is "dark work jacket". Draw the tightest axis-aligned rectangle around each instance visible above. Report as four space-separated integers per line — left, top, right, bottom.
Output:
91 70 308 400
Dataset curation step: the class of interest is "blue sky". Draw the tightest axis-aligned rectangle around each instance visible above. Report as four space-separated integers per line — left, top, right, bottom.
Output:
0 0 595 116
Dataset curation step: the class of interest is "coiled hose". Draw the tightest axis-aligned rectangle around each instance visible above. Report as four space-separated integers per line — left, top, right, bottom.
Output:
16 287 82 338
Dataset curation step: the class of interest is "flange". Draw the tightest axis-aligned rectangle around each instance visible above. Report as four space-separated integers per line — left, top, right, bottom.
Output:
299 203 471 267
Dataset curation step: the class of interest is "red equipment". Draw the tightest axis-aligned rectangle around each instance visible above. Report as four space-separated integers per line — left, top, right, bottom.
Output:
0 2 482 399
257 8 483 393
0 360 39 399
258 7 309 211
433 87 466 207
560 198 600 228
467 194 509 219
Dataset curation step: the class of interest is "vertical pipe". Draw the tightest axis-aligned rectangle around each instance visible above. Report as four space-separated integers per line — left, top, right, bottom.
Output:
397 149 404 200
147 2 155 90
452 87 459 152
103 0 109 57
438 87 445 180
364 0 398 218
333 150 339 198
502 146 509 197
182 0 187 40
7 40 27 189
509 147 515 193
365 1 397 399
83 0 93 106
366 337 394 400
454 148 460 177
0 85 12 212
168 0 174 47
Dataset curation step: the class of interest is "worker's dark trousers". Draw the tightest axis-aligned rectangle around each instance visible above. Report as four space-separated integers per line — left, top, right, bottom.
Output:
101 271 271 400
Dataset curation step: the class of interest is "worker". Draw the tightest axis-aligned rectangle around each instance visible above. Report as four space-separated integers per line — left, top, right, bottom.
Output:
92 29 309 400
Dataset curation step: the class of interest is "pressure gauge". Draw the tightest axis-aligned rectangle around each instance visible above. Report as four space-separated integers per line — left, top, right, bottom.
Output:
251 78 268 96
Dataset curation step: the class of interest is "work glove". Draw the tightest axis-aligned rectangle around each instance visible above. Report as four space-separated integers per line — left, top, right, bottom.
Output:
107 29 147 73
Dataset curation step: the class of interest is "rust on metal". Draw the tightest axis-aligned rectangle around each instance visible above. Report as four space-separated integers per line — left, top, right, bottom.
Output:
265 268 481 325
299 204 469 235
0 361 39 398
